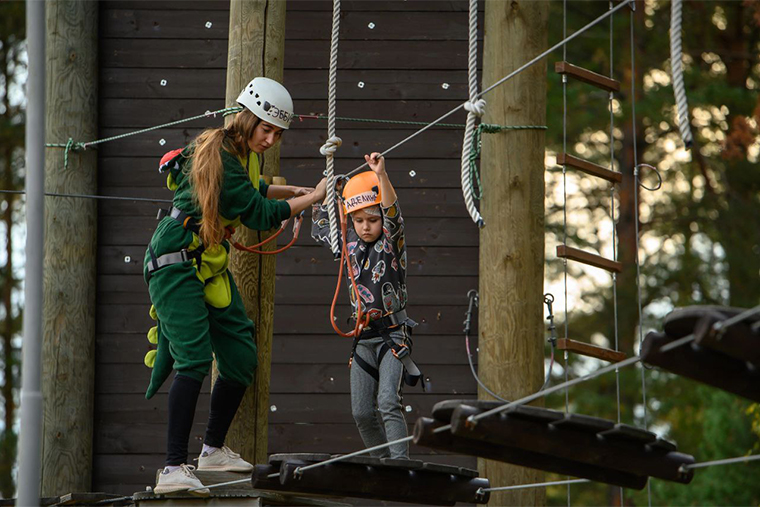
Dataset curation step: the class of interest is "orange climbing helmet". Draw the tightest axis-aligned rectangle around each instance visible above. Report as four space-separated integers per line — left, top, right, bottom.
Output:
342 171 382 214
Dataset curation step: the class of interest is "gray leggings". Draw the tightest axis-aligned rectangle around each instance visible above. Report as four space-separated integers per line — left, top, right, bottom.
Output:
350 330 409 459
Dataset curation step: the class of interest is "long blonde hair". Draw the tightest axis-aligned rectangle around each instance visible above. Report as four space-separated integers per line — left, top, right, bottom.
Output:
190 109 260 246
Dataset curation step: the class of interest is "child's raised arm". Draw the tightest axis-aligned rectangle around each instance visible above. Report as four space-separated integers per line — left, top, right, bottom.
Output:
364 153 396 208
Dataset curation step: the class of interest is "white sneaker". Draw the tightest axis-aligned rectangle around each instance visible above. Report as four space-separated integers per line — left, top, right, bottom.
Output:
197 445 254 472
154 464 210 496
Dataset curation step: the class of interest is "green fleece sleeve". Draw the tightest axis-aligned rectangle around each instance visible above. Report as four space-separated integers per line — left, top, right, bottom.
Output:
258 179 269 198
219 151 291 230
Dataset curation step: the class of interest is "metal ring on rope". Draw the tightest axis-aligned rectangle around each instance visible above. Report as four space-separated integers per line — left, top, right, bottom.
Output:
635 163 663 191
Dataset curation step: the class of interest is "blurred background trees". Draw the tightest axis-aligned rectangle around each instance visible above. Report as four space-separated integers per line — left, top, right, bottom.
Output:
0 0 26 499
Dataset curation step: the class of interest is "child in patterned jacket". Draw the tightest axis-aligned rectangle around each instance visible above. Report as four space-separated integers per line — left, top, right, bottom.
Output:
311 153 415 459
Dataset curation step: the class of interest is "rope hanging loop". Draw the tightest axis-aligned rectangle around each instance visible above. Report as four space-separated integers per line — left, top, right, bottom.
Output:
459 0 485 228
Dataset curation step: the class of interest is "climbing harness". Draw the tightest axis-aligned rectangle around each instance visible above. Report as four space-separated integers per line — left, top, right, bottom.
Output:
326 175 425 389
348 309 424 389
146 204 304 280
145 206 205 281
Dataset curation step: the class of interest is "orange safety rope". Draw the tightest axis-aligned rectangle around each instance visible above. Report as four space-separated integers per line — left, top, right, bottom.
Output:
228 213 303 256
330 203 369 338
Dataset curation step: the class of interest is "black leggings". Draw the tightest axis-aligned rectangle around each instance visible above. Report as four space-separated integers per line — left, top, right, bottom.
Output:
165 374 248 466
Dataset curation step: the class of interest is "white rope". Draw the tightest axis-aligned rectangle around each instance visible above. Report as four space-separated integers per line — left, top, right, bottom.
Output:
669 0 693 148
320 135 343 156
460 0 485 227
344 0 634 179
323 0 342 256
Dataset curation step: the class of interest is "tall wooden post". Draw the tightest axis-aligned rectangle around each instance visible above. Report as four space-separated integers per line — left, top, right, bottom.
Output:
478 0 548 505
222 0 286 466
40 0 98 496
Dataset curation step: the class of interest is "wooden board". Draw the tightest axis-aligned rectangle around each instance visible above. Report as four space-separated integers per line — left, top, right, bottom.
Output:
557 338 627 363
556 245 622 273
96 127 469 159
555 61 620 93
98 158 469 190
101 9 481 41
95 393 476 424
101 69 473 100
103 1 480 12
96 333 477 365
96 363 477 395
556 152 622 184
100 98 469 129
96 304 475 336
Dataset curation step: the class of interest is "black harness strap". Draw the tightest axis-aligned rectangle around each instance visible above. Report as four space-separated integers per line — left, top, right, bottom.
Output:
348 310 426 390
146 207 205 281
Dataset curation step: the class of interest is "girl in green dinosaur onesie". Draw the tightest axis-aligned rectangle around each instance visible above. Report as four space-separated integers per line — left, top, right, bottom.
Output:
143 77 326 495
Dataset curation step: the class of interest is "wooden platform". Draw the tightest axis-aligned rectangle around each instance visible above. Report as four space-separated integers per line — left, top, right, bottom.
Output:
255 453 489 505
416 401 694 489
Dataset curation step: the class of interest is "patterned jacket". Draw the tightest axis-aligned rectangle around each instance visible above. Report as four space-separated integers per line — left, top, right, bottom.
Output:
311 200 408 321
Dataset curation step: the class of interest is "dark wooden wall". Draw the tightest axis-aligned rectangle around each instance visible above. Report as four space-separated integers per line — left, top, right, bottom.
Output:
95 0 481 495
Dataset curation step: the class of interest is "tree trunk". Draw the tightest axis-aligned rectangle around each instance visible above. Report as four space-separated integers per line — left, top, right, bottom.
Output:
40 0 98 496
478 0 548 505
221 0 286 467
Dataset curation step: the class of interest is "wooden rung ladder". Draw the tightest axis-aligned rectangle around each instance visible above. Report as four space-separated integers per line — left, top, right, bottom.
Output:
557 245 622 273
557 153 622 184
557 338 627 363
555 61 620 92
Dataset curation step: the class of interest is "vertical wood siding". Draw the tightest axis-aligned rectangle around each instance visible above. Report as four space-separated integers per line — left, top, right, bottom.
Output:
95 0 481 495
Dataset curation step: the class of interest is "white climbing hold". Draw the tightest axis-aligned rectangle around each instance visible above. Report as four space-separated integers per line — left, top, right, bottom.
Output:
357 81 365 88
159 139 166 146
368 22 375 29
205 21 212 29
405 405 412 413
409 170 417 178
442 83 450 90
160 79 167 87
124 256 131 263
464 99 487 117
320 136 343 157
270 405 277 412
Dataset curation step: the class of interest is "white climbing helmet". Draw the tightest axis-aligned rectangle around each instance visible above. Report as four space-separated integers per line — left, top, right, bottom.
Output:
236 77 295 130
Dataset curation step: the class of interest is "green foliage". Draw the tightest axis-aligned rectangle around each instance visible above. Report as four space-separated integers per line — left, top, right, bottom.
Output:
542 0 760 505
0 0 25 500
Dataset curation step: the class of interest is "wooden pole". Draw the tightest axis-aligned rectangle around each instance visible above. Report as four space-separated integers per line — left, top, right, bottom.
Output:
478 0 548 505
222 0 286 466
40 0 98 496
